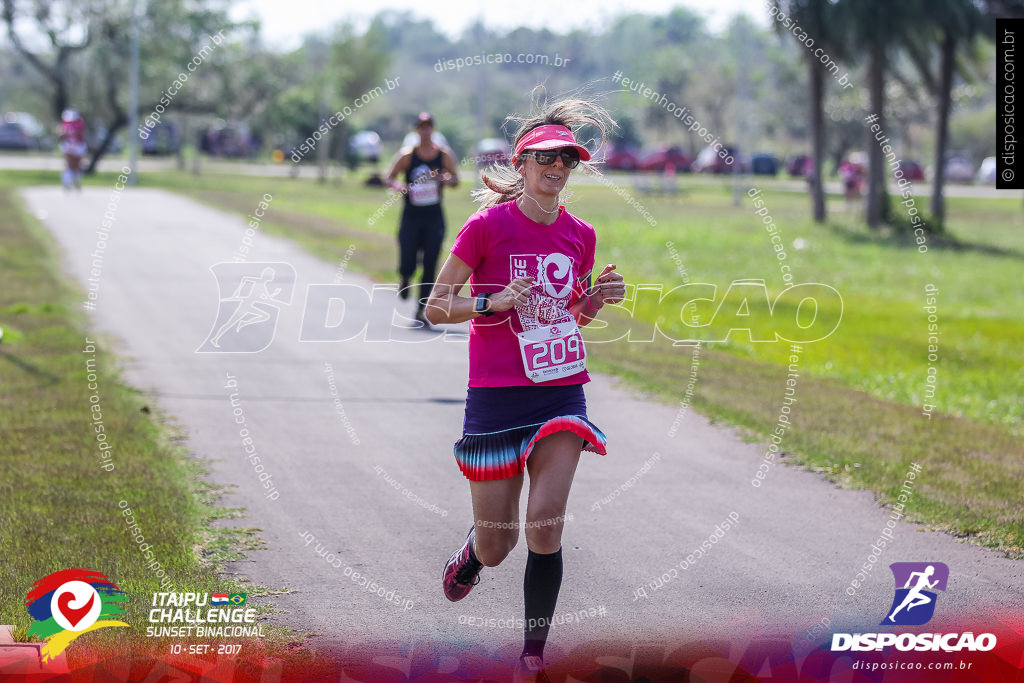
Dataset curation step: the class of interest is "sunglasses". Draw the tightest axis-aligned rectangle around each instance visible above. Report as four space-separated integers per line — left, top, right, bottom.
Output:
519 148 582 169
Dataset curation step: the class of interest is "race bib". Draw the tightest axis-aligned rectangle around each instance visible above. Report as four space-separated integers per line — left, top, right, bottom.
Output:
517 321 587 383
408 163 440 206
409 180 439 206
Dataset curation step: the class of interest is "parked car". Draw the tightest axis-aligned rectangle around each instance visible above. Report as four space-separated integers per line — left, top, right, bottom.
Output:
943 156 974 183
895 159 925 181
600 143 640 171
637 146 692 173
87 125 123 154
977 156 996 184
0 121 37 150
142 121 181 155
750 153 779 176
200 122 256 157
692 144 743 173
0 112 46 150
785 154 812 178
350 130 382 162
401 130 449 151
473 138 510 167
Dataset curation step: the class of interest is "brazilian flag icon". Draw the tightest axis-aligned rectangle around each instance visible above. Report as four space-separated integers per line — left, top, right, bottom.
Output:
229 593 247 605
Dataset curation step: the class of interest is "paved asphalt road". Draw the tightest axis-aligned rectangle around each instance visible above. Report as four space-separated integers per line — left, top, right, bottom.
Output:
20 186 1023 660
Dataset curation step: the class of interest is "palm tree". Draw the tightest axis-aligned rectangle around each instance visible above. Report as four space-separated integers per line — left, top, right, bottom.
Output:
905 0 989 228
771 0 843 223
837 0 923 228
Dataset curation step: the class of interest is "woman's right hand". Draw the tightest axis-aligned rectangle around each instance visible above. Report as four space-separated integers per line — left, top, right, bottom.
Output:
489 276 535 312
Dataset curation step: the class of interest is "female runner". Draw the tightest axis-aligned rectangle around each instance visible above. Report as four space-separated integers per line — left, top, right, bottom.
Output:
425 96 625 681
58 109 87 191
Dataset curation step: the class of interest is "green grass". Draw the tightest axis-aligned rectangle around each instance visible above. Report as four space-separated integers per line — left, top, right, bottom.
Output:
585 327 1024 556
0 171 297 656
145 168 1024 432
128 166 1023 556
603 186 1024 433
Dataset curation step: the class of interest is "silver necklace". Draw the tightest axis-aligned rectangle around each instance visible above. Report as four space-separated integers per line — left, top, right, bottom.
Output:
519 191 560 216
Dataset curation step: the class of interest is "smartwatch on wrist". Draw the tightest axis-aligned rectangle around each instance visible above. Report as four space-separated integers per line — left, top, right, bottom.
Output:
474 293 495 316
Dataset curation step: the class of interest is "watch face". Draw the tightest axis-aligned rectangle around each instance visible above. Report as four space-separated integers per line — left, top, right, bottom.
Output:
476 295 487 313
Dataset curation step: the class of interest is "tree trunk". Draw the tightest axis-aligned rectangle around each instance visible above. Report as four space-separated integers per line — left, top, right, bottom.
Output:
316 95 329 183
84 116 126 174
85 69 127 175
193 127 202 175
52 48 73 120
177 114 187 171
930 29 955 230
808 54 826 222
317 130 330 183
53 78 69 122
866 48 886 228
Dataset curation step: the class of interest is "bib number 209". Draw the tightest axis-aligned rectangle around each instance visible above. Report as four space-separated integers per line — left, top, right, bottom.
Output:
526 334 581 367
518 323 587 383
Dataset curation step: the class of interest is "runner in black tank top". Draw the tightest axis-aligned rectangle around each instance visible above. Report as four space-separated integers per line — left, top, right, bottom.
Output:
386 112 460 327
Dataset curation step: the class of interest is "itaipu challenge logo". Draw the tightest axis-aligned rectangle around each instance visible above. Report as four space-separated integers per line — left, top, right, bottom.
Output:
25 569 129 661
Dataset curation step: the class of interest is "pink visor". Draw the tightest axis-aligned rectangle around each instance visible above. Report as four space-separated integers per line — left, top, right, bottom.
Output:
513 124 591 162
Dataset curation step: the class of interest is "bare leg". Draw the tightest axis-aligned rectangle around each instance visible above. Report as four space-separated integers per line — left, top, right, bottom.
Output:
524 431 583 552
469 473 524 567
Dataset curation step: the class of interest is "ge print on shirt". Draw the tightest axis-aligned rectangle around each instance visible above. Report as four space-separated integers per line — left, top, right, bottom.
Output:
510 252 578 331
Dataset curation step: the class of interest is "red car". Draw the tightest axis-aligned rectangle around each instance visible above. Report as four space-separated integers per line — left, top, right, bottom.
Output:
895 159 925 181
638 146 693 173
601 144 640 171
786 154 813 178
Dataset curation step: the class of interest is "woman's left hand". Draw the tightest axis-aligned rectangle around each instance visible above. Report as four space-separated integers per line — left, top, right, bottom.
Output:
588 264 626 308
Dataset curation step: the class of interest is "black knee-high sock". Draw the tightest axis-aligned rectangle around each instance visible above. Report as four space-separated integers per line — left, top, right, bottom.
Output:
522 548 563 659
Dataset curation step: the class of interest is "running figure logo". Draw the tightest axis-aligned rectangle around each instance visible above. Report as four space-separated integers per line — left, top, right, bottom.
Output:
882 562 949 626
197 262 295 353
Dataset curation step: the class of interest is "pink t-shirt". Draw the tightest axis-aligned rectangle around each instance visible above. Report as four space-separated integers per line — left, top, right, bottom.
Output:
450 200 597 387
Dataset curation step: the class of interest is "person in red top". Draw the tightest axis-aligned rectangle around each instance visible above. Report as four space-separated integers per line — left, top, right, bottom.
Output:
839 157 864 209
426 96 625 681
58 109 87 191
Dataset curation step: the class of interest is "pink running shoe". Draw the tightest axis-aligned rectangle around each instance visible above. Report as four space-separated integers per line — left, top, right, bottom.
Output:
514 655 552 683
443 526 483 602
